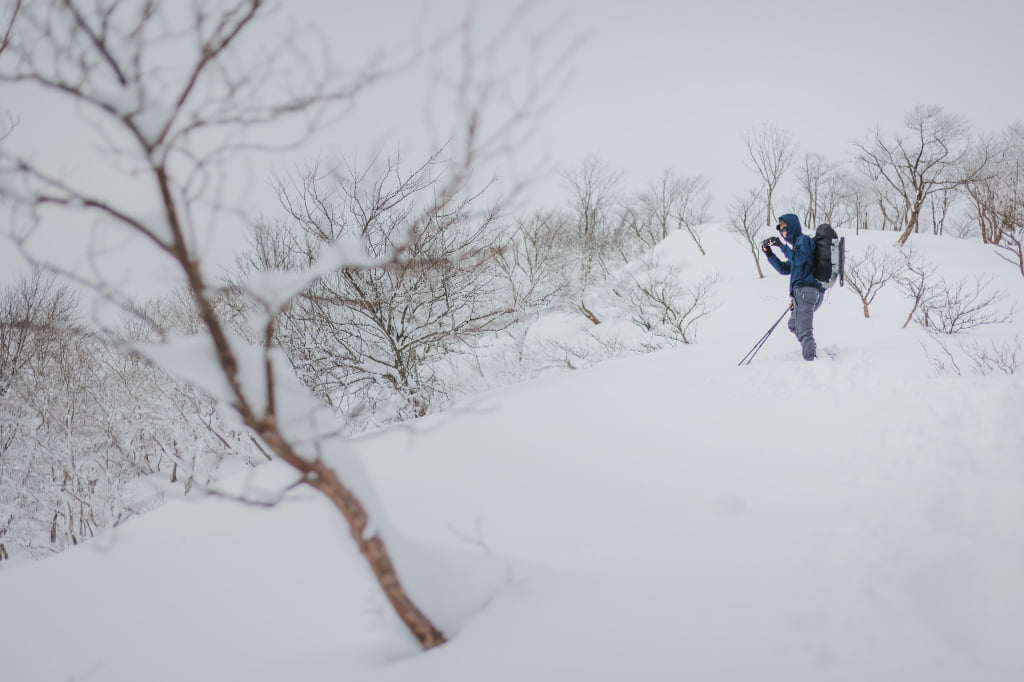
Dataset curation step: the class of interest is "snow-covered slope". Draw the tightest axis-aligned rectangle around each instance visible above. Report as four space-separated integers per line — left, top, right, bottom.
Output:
2 228 1022 682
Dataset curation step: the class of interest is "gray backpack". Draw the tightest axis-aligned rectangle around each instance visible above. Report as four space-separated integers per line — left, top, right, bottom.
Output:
812 223 845 288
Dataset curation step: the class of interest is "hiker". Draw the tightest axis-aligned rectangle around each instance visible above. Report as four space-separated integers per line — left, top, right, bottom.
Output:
761 213 824 361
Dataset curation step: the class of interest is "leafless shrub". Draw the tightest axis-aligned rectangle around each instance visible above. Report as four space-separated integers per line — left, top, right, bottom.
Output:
963 338 1023 374
727 188 767 278
893 245 942 328
924 334 1023 375
626 267 717 345
946 215 978 240
546 333 628 371
492 209 574 313
921 275 1014 334
845 244 900 318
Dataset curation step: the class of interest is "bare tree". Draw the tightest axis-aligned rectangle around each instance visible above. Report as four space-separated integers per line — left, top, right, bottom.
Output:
562 155 623 324
563 154 623 239
994 218 1024 277
745 123 797 227
893 245 942 328
991 125 1024 274
963 133 1010 245
797 153 858 231
845 244 900 318
854 105 987 245
230 150 516 428
845 175 875 234
0 0 566 648
798 153 832 229
630 169 712 254
925 187 955 235
727 188 767 278
492 209 574 312
963 124 1024 274
870 180 910 233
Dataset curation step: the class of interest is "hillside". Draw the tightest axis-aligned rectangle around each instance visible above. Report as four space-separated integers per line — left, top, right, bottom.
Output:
1 228 1022 682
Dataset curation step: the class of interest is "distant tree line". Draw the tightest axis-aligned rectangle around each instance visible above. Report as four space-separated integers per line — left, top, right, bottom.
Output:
733 108 1024 274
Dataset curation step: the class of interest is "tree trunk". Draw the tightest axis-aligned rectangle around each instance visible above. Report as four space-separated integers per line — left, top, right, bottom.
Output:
310 460 446 649
897 201 924 245
259 427 447 649
902 303 916 328
863 301 871 318
176 182 449 651
579 300 601 325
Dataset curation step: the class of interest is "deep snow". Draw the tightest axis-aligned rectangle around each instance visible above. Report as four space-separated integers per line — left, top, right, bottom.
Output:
1 227 1022 682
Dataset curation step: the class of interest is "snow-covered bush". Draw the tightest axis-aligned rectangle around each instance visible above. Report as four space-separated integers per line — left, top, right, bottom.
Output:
227 151 518 431
0 274 259 563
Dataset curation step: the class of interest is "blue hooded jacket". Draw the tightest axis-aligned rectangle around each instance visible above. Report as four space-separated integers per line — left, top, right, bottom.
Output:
766 213 824 293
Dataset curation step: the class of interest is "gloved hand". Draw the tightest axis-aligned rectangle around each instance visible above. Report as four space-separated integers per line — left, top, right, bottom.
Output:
761 238 772 254
769 236 782 247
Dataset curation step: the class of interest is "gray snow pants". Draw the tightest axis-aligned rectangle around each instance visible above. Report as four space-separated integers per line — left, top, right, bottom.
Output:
788 286 824 361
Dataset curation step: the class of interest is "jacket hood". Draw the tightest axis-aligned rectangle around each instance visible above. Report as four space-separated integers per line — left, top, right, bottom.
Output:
777 213 803 244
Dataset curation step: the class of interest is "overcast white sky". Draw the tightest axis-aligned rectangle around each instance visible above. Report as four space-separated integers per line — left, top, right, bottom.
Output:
3 0 1023 283
288 0 1024 211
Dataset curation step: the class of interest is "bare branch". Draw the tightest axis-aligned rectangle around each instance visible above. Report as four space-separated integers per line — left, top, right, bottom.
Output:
923 275 1014 334
0 0 20 55
727 187 767 279
854 105 976 244
844 244 900 318
0 0 573 649
745 123 797 227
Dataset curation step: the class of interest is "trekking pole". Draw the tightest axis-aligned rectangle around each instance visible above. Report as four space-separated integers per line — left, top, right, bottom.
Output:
737 304 792 366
